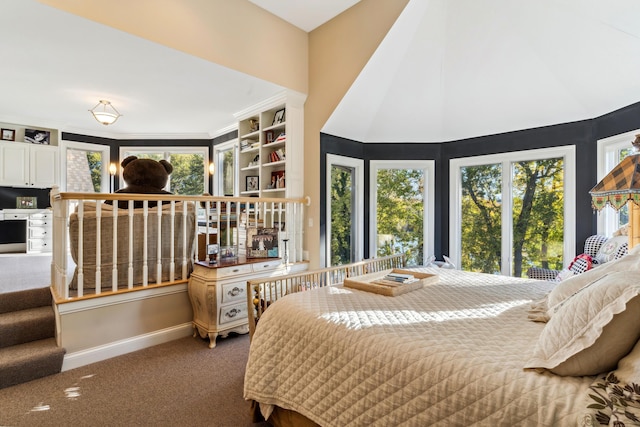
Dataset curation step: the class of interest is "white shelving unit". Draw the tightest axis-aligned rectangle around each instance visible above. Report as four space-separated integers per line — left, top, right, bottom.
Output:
235 91 305 199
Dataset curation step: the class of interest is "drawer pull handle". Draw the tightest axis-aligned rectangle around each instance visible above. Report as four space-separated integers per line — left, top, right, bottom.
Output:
227 287 241 297
225 308 240 318
232 269 239 273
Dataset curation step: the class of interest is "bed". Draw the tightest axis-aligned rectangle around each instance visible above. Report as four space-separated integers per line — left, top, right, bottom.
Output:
244 263 640 426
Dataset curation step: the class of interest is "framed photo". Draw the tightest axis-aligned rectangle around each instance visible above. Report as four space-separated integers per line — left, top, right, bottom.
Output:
265 130 274 144
16 196 37 209
247 227 279 258
246 175 259 192
272 108 285 125
1 128 15 141
25 128 50 145
270 170 285 189
220 245 238 260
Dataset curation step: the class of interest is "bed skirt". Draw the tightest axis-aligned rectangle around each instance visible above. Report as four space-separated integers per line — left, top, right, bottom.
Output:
250 400 319 427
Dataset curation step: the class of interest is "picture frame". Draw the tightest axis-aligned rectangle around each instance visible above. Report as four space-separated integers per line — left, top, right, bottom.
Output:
16 196 37 209
270 170 285 189
220 245 238 260
272 108 285 125
265 130 274 144
25 128 50 145
246 175 259 192
1 128 15 141
246 227 280 258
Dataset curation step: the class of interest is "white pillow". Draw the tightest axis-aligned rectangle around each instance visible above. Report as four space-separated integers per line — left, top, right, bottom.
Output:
528 245 640 322
595 236 628 264
525 271 640 376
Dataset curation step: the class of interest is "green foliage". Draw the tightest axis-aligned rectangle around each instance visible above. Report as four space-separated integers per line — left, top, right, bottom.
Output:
460 158 564 276
461 164 502 274
85 151 102 192
169 153 205 195
375 169 424 266
330 165 353 265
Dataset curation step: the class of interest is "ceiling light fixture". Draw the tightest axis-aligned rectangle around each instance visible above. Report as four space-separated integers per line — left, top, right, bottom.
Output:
89 100 122 125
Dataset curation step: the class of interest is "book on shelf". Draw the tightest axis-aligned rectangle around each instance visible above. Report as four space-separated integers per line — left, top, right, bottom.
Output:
274 132 286 143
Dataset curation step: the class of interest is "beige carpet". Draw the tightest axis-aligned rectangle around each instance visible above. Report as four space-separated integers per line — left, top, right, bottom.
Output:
0 254 53 294
0 333 269 427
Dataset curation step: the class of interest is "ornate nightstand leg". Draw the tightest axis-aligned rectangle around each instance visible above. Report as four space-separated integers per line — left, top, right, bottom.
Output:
208 332 218 349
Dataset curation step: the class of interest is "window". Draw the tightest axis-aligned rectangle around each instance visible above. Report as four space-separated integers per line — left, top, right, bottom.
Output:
60 141 110 192
213 139 238 196
450 147 575 277
370 160 434 266
121 147 209 195
596 130 640 236
326 154 364 266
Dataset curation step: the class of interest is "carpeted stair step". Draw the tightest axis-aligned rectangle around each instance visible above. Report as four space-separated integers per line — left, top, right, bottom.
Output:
0 306 56 349
0 338 65 389
0 287 52 314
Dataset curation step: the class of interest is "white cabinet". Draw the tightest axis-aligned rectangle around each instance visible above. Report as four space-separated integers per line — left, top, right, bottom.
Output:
27 210 52 254
236 91 305 199
0 142 58 188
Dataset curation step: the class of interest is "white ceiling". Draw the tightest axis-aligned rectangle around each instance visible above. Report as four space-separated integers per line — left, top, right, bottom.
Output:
325 0 640 142
2 0 640 143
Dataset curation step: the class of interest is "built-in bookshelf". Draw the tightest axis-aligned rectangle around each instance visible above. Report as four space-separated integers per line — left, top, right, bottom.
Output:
236 92 305 199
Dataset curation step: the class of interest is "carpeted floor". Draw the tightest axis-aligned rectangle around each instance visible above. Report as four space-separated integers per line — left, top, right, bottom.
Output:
0 333 269 427
0 254 53 294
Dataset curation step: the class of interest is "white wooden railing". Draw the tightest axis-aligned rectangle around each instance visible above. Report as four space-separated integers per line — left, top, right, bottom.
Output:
50 187 309 302
246 253 406 339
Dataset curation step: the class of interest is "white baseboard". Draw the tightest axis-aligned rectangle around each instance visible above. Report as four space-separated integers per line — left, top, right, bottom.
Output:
61 322 193 371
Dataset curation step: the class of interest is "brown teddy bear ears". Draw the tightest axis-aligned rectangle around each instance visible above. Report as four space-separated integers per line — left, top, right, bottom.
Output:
120 156 172 175
159 159 173 175
121 155 138 168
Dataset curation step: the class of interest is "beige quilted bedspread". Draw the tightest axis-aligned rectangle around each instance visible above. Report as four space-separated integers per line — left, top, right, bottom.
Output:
244 268 595 427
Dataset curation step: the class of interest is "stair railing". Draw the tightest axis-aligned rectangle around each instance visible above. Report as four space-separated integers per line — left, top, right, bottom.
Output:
50 187 309 302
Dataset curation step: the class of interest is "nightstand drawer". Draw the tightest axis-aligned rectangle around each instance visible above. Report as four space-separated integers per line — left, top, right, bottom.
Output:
221 282 246 304
252 259 282 272
219 302 247 325
216 263 253 278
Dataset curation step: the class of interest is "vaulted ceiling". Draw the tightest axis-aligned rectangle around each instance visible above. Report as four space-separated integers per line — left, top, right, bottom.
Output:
2 0 640 142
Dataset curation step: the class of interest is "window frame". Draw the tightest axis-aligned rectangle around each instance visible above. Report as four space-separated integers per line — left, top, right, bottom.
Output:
60 140 111 192
369 160 435 266
212 139 239 196
449 146 576 275
326 154 364 266
119 146 209 194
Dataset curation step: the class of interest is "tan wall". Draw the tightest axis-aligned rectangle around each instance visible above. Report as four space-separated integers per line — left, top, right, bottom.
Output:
38 0 308 94
38 0 408 267
305 0 409 267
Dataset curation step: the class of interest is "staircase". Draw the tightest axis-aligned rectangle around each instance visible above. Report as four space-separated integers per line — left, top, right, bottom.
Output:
0 287 65 389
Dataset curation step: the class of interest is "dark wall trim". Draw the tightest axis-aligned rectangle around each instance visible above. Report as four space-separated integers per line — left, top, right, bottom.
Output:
320 100 640 266
61 131 236 192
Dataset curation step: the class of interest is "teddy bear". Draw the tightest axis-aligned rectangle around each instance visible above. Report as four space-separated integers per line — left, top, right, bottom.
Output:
110 155 173 208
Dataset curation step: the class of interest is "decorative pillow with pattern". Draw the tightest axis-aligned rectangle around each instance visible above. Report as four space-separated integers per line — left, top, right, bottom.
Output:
595 236 628 264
